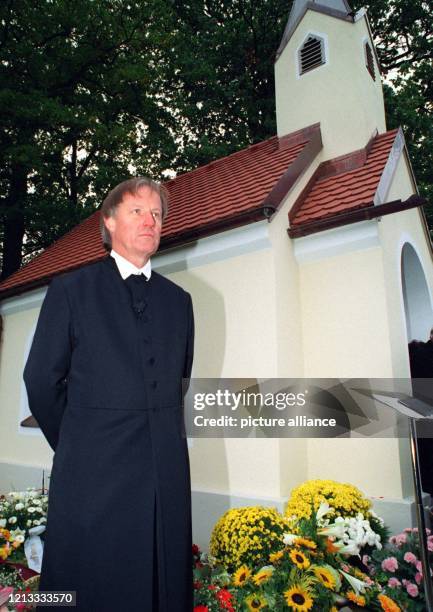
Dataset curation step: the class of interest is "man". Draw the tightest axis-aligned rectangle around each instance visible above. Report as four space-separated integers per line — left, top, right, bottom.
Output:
24 177 194 611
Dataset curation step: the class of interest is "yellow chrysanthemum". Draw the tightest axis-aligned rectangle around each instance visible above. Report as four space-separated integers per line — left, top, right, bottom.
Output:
284 585 314 611
289 548 310 569
312 566 336 590
347 591 366 607
285 479 371 522
269 549 284 563
330 607 338 612
210 506 288 571
245 593 268 611
378 594 401 612
232 565 251 586
252 567 274 585
295 537 317 550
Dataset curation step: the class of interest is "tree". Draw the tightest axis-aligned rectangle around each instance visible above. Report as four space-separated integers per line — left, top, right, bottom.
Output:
351 0 433 223
0 0 180 279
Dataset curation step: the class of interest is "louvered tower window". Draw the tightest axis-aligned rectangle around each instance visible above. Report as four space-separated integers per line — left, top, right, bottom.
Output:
365 41 376 81
299 35 325 75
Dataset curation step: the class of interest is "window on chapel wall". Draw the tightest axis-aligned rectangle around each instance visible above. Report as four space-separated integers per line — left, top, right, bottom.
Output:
298 34 326 75
364 40 376 81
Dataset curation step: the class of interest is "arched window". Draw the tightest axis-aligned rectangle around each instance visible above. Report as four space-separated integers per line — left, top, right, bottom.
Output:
401 243 432 342
298 34 326 75
364 41 376 81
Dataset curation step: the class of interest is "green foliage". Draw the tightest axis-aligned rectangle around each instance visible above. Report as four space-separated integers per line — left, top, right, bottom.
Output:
0 0 181 276
351 0 433 226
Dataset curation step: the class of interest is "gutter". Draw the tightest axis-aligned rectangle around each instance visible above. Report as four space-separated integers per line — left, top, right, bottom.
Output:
288 194 426 238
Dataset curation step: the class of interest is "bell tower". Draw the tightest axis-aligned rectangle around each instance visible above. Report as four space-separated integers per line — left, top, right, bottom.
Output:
275 0 386 158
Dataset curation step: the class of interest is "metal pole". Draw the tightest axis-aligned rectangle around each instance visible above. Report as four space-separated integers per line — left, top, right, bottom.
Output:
409 417 433 611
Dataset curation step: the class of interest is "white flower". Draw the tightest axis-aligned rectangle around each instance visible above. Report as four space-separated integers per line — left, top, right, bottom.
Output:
27 507 36 513
283 533 299 545
8 516 17 524
318 517 347 539
316 501 332 522
15 503 24 511
339 569 368 594
334 539 361 557
26 520 32 527
0 519 6 528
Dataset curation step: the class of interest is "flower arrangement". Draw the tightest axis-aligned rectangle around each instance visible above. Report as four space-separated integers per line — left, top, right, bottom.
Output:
285 480 372 522
0 489 47 565
317 510 385 558
285 479 388 561
209 507 289 572
366 527 433 611
0 489 46 610
196 502 401 611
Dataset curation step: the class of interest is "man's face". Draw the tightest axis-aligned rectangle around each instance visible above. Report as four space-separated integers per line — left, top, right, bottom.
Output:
104 186 163 265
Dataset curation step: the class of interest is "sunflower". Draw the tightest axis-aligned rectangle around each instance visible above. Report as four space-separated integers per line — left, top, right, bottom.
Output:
294 537 317 550
347 591 366 607
253 566 274 585
284 585 314 611
312 566 336 590
232 564 251 586
378 594 401 612
245 593 268 611
289 548 310 569
269 549 284 563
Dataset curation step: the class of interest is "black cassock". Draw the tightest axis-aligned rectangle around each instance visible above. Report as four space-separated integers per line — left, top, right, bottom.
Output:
23 255 194 611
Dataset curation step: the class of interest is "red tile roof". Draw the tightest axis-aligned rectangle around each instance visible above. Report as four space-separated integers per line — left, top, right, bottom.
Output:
290 129 399 227
0 124 319 298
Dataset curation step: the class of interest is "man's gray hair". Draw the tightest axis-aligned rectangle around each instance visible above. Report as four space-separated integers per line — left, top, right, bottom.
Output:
100 177 169 250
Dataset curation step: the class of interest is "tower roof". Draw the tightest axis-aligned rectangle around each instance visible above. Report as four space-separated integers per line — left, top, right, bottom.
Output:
276 0 353 60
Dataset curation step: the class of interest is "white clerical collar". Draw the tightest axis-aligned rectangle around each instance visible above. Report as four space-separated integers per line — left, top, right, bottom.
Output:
110 249 152 281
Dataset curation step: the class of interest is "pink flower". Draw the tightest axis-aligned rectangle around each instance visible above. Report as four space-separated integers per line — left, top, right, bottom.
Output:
402 579 409 587
382 556 399 572
406 583 419 597
388 577 401 588
362 554 371 566
428 539 433 552
395 533 407 546
415 572 423 585
404 551 417 564
416 560 423 572
404 527 414 533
